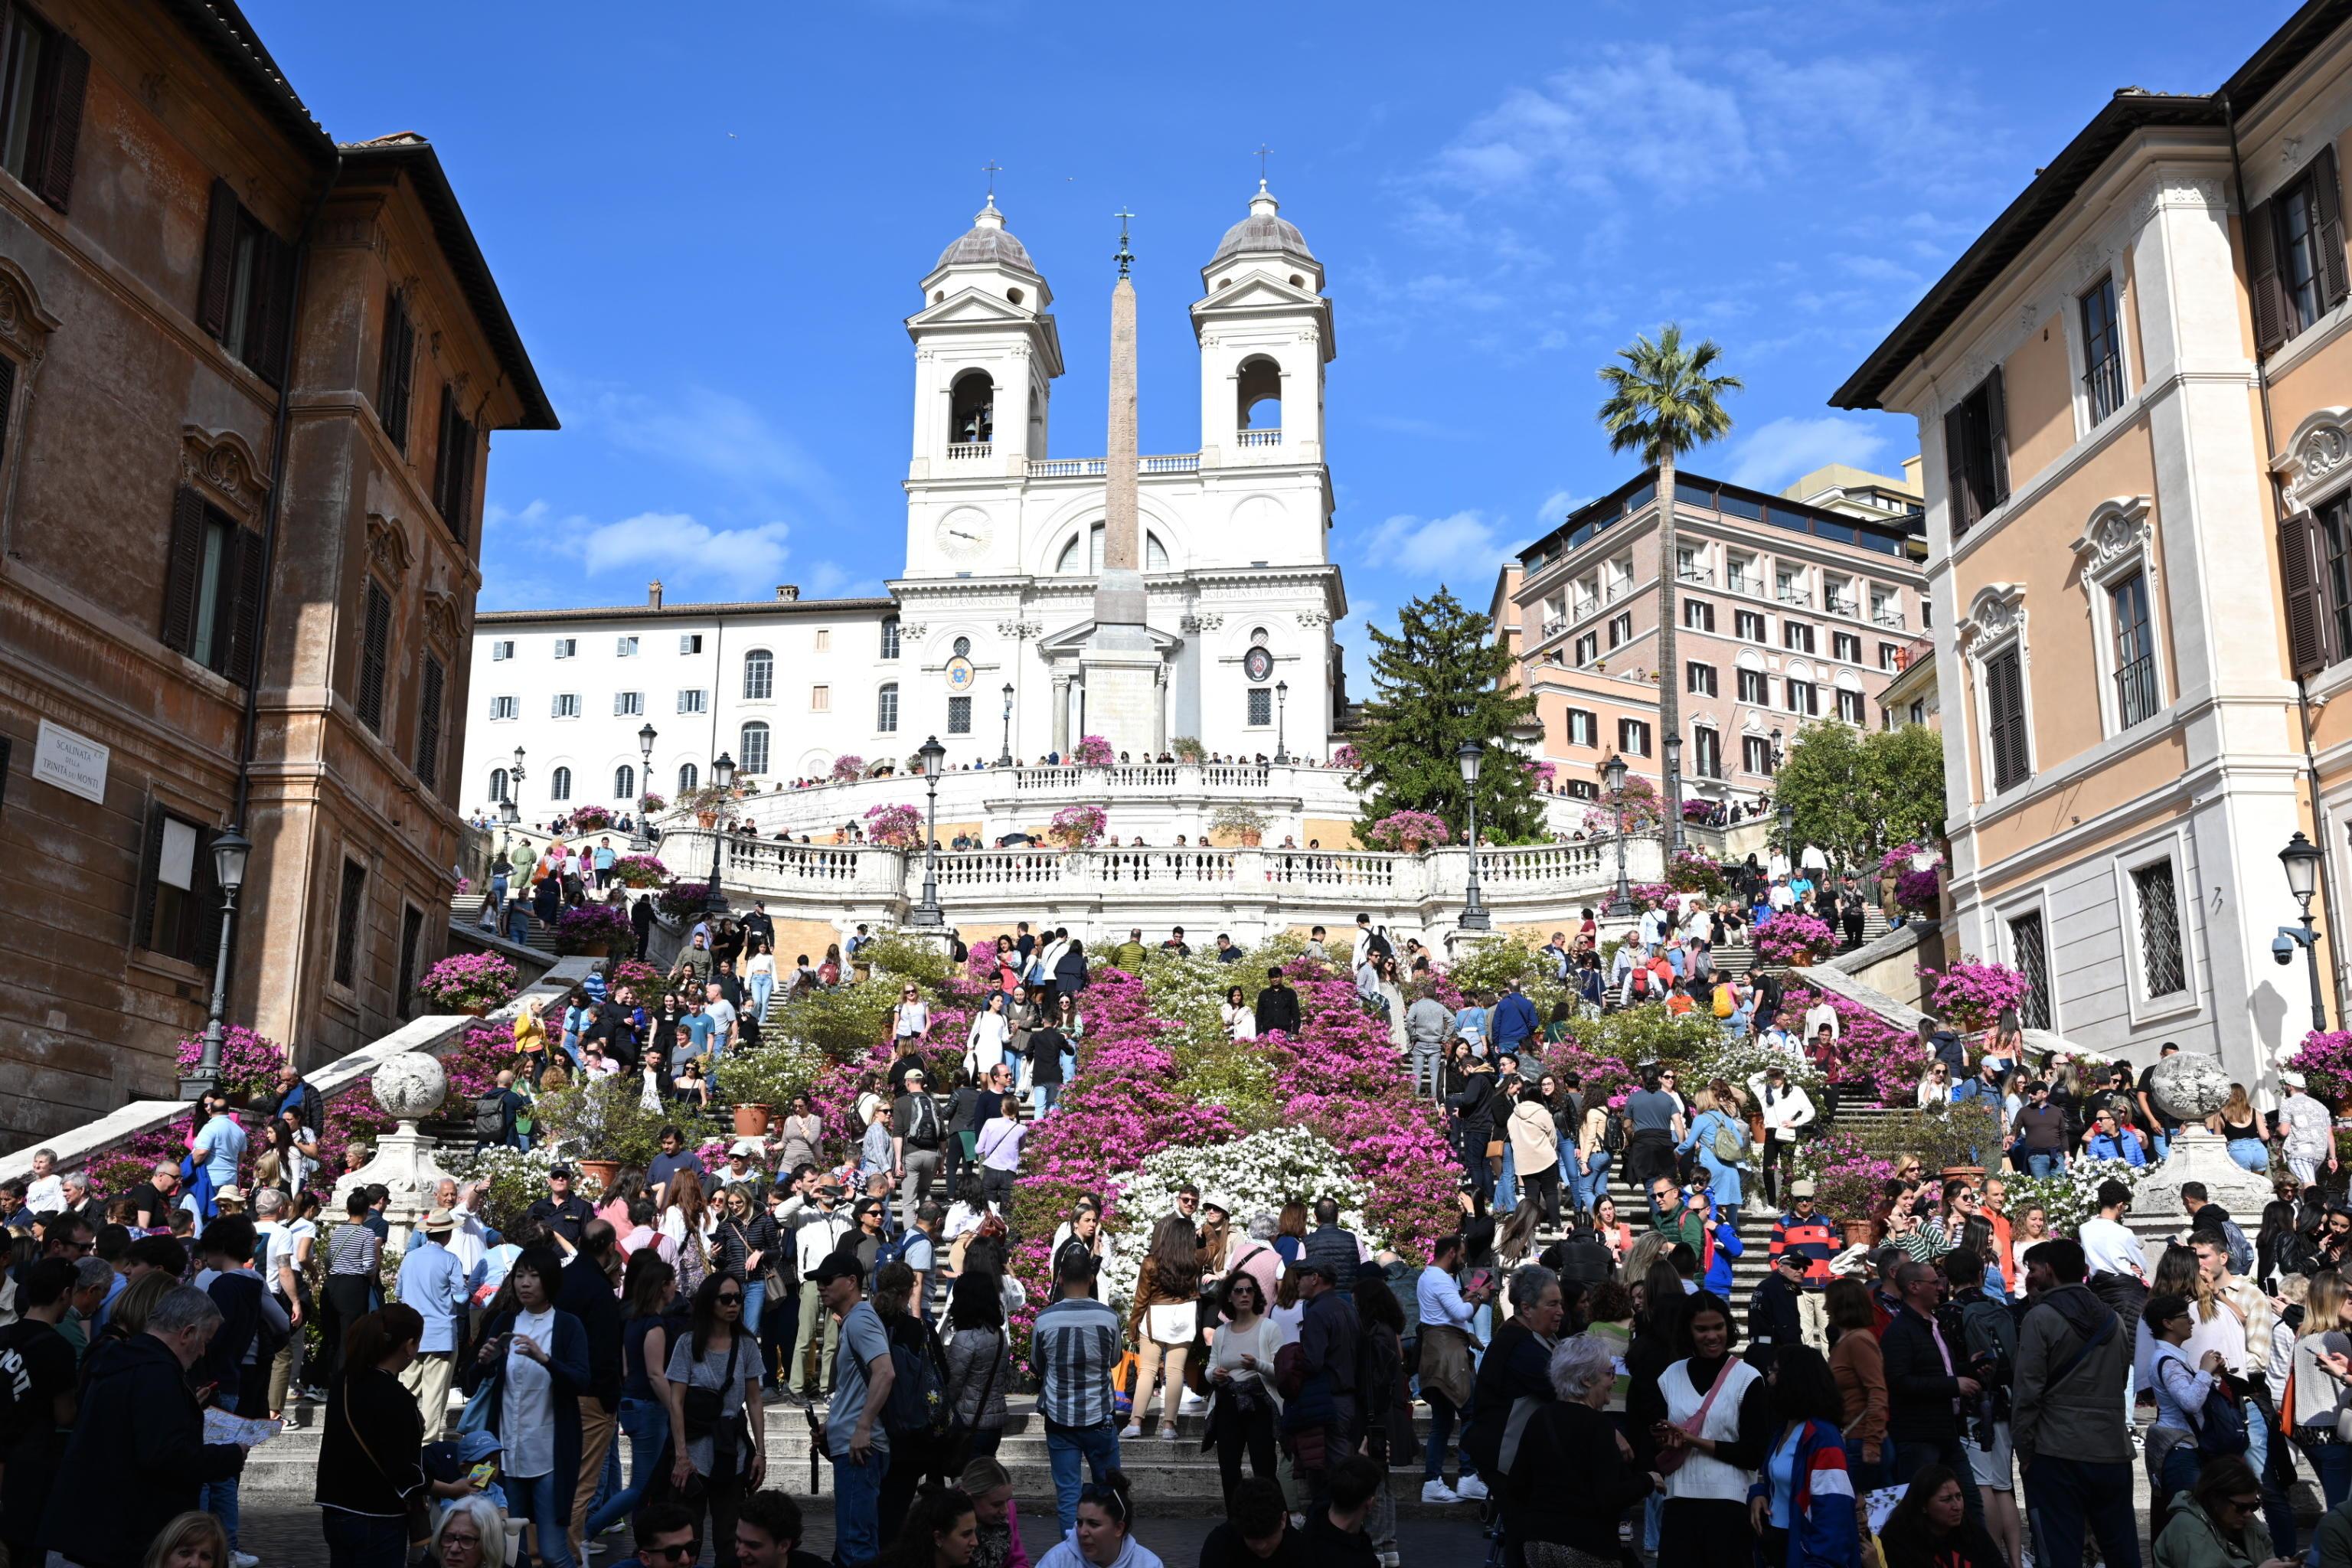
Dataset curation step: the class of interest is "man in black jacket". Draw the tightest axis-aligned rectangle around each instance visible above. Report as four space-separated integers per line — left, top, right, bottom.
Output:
39 1284 246 1568
1462 1265 1562 1520
1882 1258 1985 1527
560 1221 626 1563
1254 966 1302 1037
1747 1250 1808 1376
1291 1262 1361 1510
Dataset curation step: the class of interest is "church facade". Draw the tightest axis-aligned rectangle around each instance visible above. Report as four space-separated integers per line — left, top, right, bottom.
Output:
462 185 1348 823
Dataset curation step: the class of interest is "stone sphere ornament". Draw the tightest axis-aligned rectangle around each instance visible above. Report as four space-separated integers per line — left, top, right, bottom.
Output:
2149 1051 2232 1122
371 1050 449 1123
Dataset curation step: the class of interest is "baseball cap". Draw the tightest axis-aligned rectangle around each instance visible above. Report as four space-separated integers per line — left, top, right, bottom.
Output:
1791 1179 1818 1199
729 1138 763 1157
811 1254 864 1287
548 1165 574 1179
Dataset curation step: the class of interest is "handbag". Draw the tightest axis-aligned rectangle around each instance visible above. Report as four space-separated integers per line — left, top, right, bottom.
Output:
1655 1352 1742 1476
1147 1302 1199 1347
456 1374 495 1436
681 1334 741 1441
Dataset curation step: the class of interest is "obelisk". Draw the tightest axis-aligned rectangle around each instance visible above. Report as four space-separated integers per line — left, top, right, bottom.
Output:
1079 211 1162 756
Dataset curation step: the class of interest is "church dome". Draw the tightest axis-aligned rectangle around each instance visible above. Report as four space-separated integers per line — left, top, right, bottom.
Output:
934 197 1037 274
1210 181 1315 265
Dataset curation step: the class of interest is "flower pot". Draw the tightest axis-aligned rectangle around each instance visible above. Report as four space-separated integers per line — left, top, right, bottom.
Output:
459 1005 488 1018
732 1103 773 1138
1940 1165 1984 1183
696 811 719 828
1841 1220 1879 1248
1236 829 1263 848
577 1159 621 1194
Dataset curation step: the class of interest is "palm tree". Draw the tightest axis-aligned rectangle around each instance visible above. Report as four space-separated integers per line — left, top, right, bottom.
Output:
1596 325 1741 844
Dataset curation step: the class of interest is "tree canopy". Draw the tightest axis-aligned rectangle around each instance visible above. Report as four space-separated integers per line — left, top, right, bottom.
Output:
1349 587 1542 846
1775 722 1947 870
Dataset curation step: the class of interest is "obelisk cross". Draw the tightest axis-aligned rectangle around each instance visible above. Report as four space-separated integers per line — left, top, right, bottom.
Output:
982 159 1002 199
1256 143 1272 181
1114 207 1135 277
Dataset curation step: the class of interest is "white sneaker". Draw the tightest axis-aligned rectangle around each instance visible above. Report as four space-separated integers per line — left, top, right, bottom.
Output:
230 1555 260 1568
1454 1474 1489 1501
1178 1390 1208 1415
1122 1423 1144 1439
1420 1479 1460 1504
1158 1422 1179 1440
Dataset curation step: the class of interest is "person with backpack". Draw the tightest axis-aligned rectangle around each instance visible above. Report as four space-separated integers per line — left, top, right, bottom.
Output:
2013 1237 2137 1568
471 1069 526 1152
870 1261 949 1534
2146 1290 2246 1542
1675 1083 1749 1227
1941 1246 2023 1568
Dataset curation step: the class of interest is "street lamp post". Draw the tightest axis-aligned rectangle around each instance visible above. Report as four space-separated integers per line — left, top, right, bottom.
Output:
1663 734 1686 854
911 735 947 928
1456 740 1491 933
185 825 253 1101
704 751 736 916
998 684 1014 769
630 723 658 851
1602 752 1635 918
2282 830 2330 1034
505 746 526 828
1275 681 1290 766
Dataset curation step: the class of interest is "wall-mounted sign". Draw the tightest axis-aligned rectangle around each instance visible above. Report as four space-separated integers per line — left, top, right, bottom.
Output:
945 655 978 693
31 719 107 804
1243 646 1274 683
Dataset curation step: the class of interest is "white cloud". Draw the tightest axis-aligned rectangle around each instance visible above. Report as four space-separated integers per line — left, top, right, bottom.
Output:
1431 48 1753 205
1723 416 1890 491
578 511 794 584
568 383 838 509
1362 508 1501 563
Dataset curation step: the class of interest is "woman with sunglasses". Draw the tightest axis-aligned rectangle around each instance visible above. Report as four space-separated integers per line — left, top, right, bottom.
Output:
1203 1271 1282 1506
894 984 932 1049
714 1184 779 1340
2147 1452 2295 1568
1035 1472 1160 1568
655 1273 766 1568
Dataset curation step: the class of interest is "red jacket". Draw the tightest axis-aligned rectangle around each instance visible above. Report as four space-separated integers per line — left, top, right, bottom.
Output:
1770 1211 1839 1287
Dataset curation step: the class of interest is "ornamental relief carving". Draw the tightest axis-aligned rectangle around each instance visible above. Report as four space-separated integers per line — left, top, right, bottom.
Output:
180 426 269 519
2289 415 2352 500
0 258 57 361
365 512 414 583
2073 497 2154 573
1958 583 2027 650
421 589 460 648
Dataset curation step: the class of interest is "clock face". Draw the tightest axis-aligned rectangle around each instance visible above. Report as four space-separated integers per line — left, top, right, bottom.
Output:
935 511 994 563
1243 646 1275 683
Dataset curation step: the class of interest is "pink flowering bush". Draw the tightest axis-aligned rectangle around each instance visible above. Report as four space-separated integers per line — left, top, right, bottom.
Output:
655 880 712 920
1329 744 1361 770
1781 984 1930 1106
1588 775 1664 835
1756 913 1838 967
1523 758 1559 788
864 803 922 848
173 1025 287 1102
415 952 521 1013
566 805 615 833
1630 882 1674 906
2285 1030 2352 1106
553 903 632 953
1918 957 2031 1031
1073 734 1116 767
1367 810 1451 852
1801 1128 1903 1227
639 792 667 814
611 854 670 888
1048 804 1108 848
831 755 867 782
1667 849 1729 898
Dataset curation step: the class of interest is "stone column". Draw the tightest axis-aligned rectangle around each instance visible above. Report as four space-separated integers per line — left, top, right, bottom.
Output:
1051 674 1072 756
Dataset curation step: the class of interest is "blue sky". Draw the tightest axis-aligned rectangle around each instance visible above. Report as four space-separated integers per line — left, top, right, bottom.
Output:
249 0 2292 660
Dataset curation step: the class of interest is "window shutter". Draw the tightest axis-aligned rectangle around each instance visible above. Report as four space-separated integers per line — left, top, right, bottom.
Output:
161 485 207 653
2247 197 2288 357
377 292 414 452
132 802 165 951
414 655 444 789
448 416 475 543
1943 405 1975 536
356 581 390 733
198 179 238 341
0 352 19 455
187 825 222 966
1988 648 2027 792
247 229 292 388
28 34 87 213
222 524 266 688
431 384 456 517
2314 146 2350 312
1984 367 2011 504
2281 506 2333 677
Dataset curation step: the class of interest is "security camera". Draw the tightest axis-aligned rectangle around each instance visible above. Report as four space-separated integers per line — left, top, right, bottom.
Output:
2275 933 2298 966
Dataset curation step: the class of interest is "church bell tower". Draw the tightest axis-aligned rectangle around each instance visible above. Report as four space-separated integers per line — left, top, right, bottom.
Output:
906 195 1064 482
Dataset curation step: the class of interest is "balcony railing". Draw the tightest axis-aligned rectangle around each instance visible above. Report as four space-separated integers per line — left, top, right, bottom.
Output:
1726 573 1762 598
1540 616 1567 639
1027 454 1203 478
1872 607 1906 629
1825 596 1859 619
1776 587 1813 608
1677 565 1714 586
947 442 991 461
1237 429 1282 448
2115 655 2161 727
1605 580 1636 602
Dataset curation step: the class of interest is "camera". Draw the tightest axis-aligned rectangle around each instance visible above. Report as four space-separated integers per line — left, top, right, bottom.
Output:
2276 933 2299 966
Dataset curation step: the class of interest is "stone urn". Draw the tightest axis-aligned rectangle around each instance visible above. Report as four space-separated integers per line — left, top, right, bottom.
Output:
2141 1050 2269 1221
334 1050 456 1250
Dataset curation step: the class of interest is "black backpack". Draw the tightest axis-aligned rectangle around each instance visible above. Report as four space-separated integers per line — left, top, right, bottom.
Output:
1366 929 1395 962
472 1093 507 1139
882 1319 950 1439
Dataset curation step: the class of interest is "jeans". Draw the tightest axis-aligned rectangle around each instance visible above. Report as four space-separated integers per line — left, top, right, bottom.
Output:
1044 1419 1122 1538
1893 1436 1981 1528
1411 1046 1442 1099
2026 1151 2066 1178
200 1392 242 1550
750 972 773 1021
1573 1151 1612 1213
1034 1083 1061 1116
829 1449 888 1568
741 1278 765 1338
320 1509 409 1568
512 1468 578 1568
1495 1142 1519 1214
1424 1390 1471 1482
2024 1454 2141 1568
2230 1138 2272 1173
2304 1435 2352 1513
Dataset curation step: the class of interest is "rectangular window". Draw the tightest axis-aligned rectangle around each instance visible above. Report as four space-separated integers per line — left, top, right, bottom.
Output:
1574 632 1599 665
1565 779 1598 800
554 638 577 659
616 635 638 657
877 685 900 733
811 684 831 713
0 7 79 201
677 688 707 714
1682 599 1715 632
198 179 290 382
355 580 391 733
2080 275 2125 422
2130 859 2187 999
552 693 580 719
1618 717 1651 756
1686 662 1717 696
1247 688 1273 726
679 634 704 655
1879 642 1904 671
1743 736 1775 776
1836 688 1865 724
1782 622 1815 654
1608 612 1633 648
413 655 444 790
395 904 423 1016
491 639 514 662
160 488 264 685
1735 609 1766 642
613 691 643 717
1786 680 1819 716
430 384 477 542
880 619 901 659
2110 571 2159 727
814 629 831 652
488 695 517 720
948 695 972 733
1985 645 2030 792
2252 149 2349 354
1566 708 1597 747
1832 631 1861 664
1692 727 1722 779
1943 369 2011 537
2007 910 2053 1029
332 859 366 989
376 289 415 452
1736 669 1768 705
136 808 214 964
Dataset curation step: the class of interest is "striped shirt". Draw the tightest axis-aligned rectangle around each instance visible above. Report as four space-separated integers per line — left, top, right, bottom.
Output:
1029 1294 1122 1428
327 1221 382 1277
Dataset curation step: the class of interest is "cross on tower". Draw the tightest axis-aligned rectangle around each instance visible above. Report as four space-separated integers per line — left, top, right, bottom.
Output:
982 159 1002 200
1113 208 1135 277
1256 143 1272 181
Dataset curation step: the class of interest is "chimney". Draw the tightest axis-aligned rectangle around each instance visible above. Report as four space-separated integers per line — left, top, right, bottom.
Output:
648 580 664 609
776 584 799 602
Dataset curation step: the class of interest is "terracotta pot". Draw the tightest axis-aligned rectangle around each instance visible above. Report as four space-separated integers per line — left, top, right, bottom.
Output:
732 1103 773 1138
459 1005 488 1018
577 1159 621 1193
1236 828 1263 848
1940 1165 1984 1182
1842 1220 1879 1248
695 811 719 828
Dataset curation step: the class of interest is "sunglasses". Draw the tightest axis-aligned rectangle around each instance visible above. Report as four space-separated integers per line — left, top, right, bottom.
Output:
645 1544 698 1563
716 1292 743 1305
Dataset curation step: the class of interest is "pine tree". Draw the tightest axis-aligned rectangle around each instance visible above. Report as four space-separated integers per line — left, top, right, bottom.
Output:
1350 587 1542 846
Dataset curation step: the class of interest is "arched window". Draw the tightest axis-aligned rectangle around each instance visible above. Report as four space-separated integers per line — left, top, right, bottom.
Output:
614 763 635 802
678 762 699 794
877 682 900 733
952 635 972 658
949 371 994 446
1237 357 1282 430
488 767 508 803
550 766 573 802
740 722 770 776
880 616 900 660
1250 626 1270 647
1056 524 1171 573
743 648 774 701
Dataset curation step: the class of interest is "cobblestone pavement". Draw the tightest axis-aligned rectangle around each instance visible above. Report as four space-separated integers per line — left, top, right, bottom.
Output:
228 1500 1493 1566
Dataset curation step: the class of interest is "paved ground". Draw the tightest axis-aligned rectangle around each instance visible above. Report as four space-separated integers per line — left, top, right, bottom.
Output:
227 1499 1494 1566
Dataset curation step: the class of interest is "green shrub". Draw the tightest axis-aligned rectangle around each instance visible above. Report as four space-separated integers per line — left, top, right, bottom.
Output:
724 1035 837 1112
1584 1004 1724 1067
1445 933 1569 1021
859 933 956 991
769 975 898 1063
1839 1102 2003 1174
531 1076 678 1168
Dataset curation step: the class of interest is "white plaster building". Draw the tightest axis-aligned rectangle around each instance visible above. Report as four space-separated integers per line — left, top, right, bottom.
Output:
461 183 1348 825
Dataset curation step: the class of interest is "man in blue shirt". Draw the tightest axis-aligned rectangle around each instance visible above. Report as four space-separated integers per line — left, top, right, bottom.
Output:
192 1098 247 1216
394 1209 472 1432
1490 980 1538 1053
2080 1109 2148 1167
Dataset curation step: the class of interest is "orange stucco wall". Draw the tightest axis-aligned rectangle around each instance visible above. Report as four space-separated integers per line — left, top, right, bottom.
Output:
1971 727 2190 873
2004 317 2079 482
